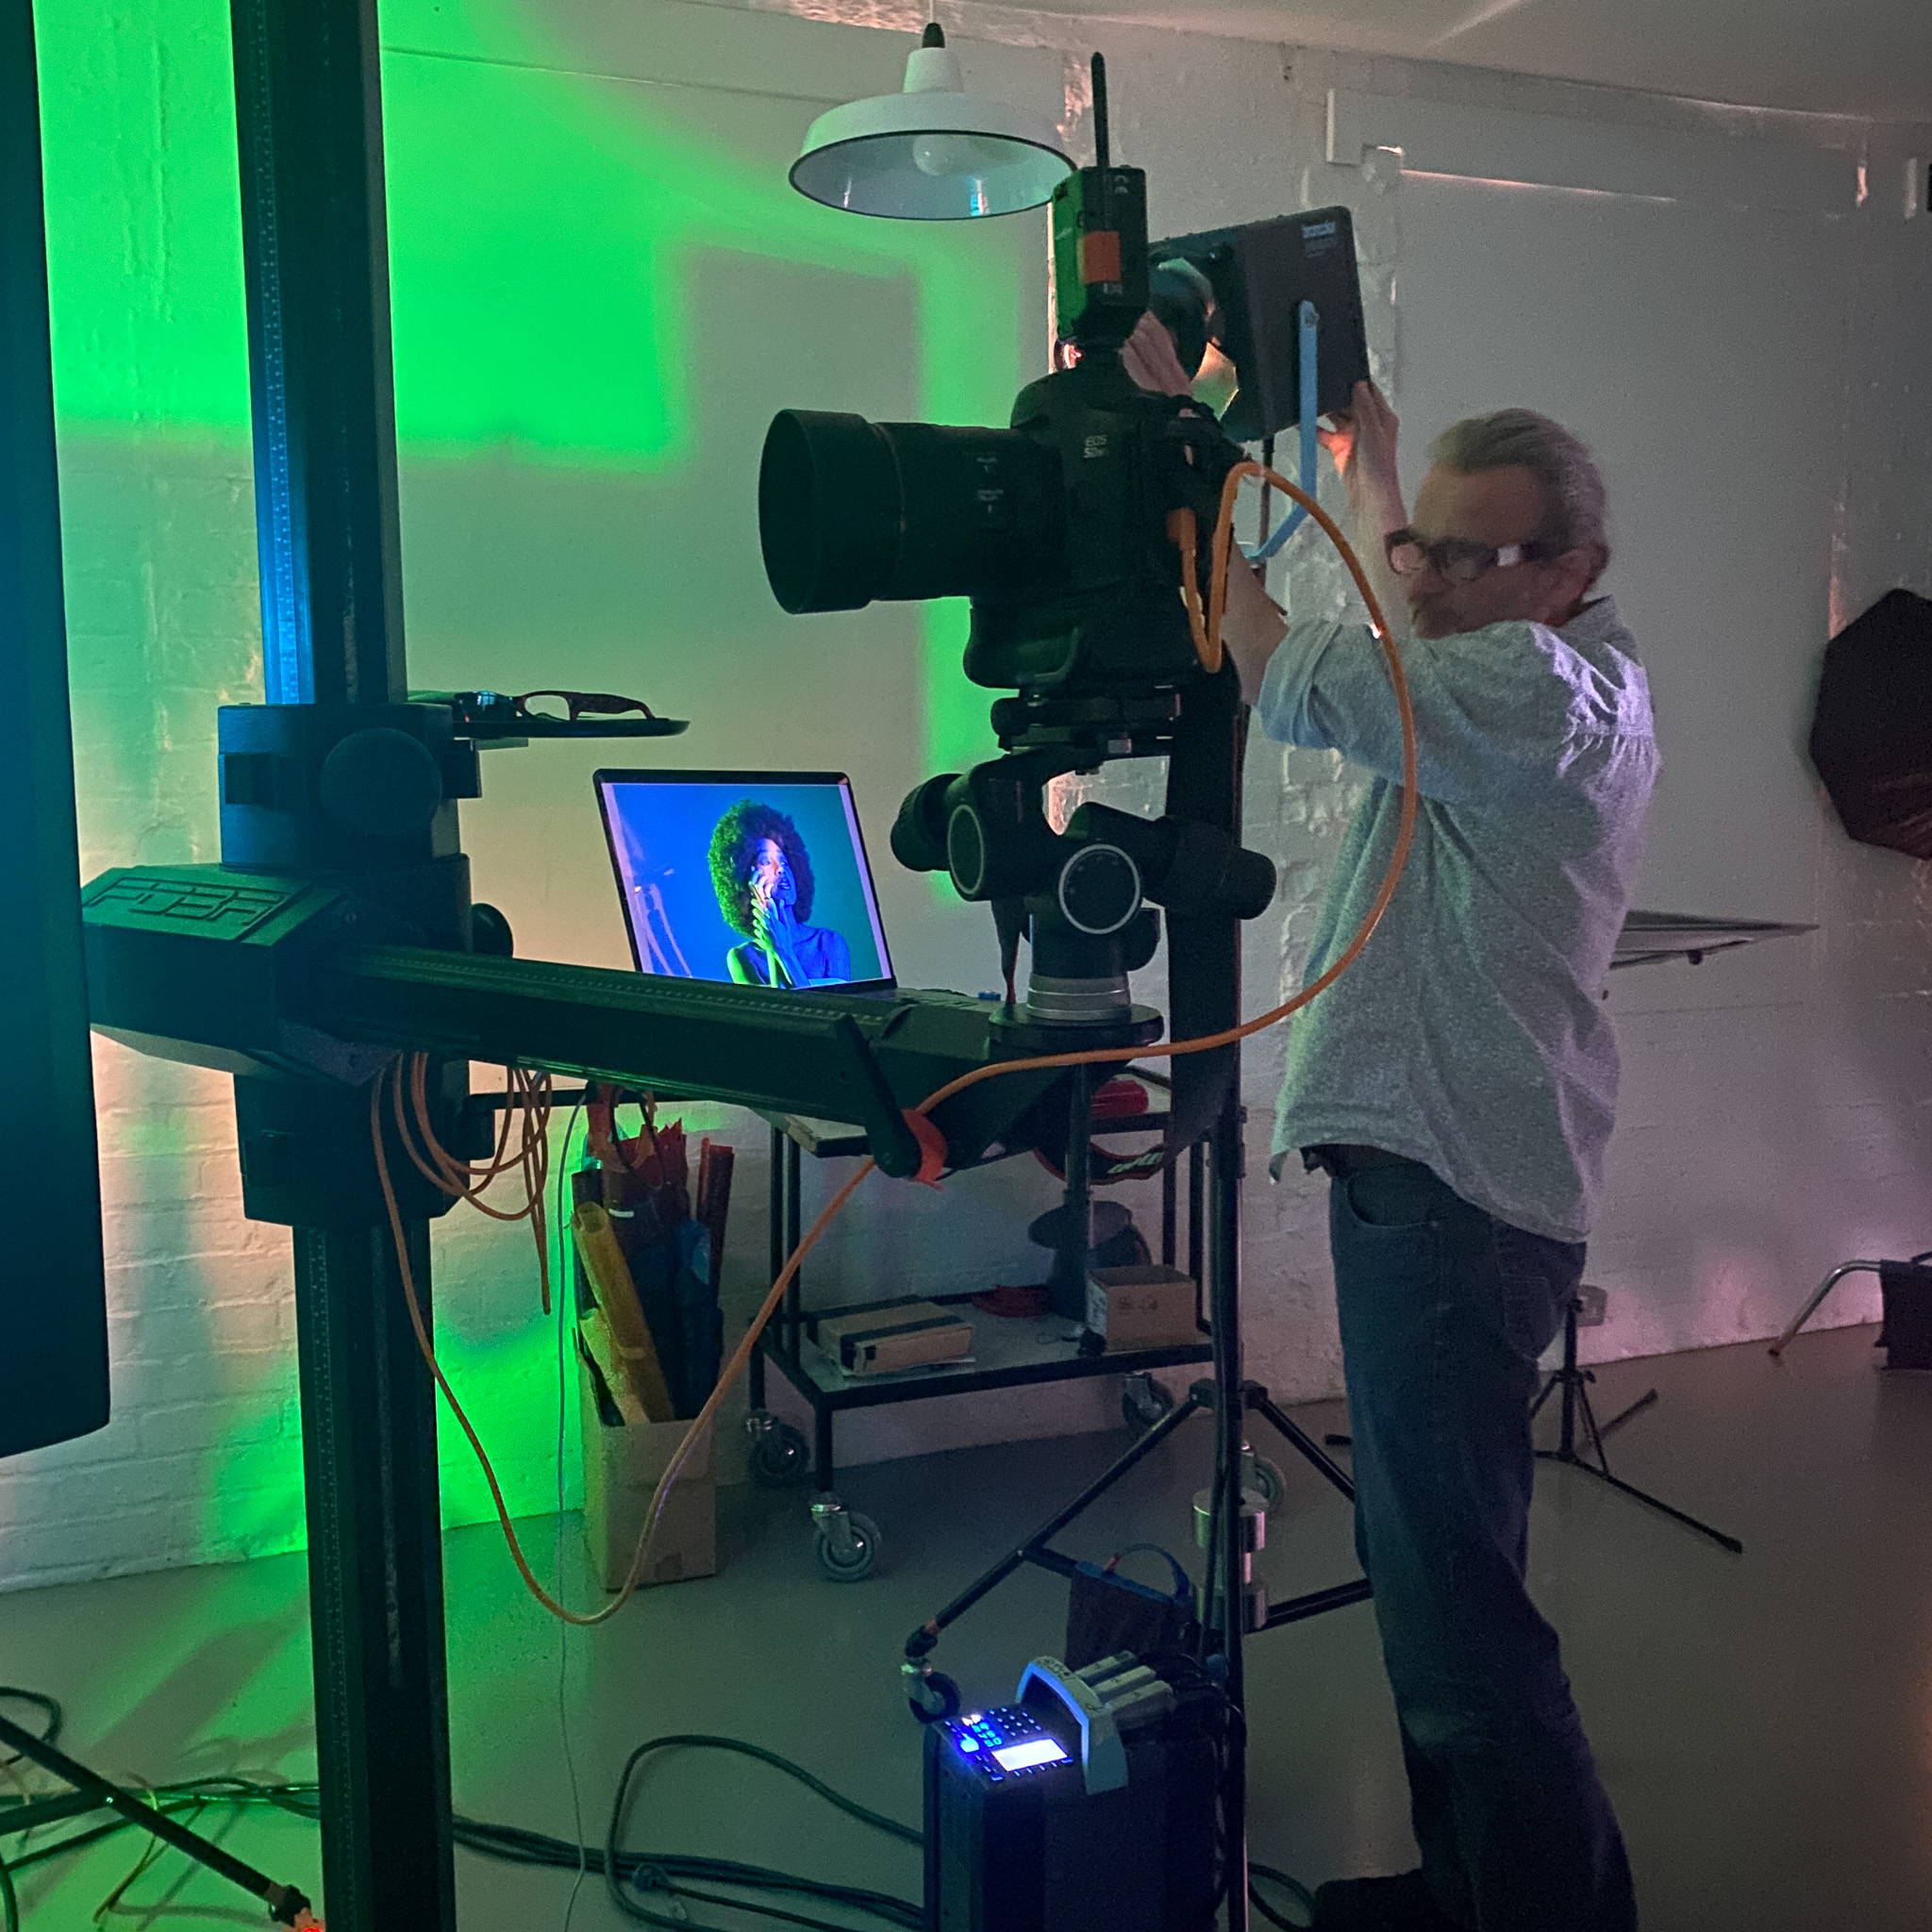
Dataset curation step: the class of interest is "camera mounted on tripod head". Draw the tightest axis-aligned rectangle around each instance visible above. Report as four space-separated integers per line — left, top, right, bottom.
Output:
758 113 1282 1052
759 157 1245 733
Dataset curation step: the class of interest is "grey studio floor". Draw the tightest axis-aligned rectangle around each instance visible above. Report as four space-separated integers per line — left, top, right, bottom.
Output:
2 1322 1929 1932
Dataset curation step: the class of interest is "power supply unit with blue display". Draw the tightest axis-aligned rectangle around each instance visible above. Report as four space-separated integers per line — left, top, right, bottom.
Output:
923 1653 1224 1932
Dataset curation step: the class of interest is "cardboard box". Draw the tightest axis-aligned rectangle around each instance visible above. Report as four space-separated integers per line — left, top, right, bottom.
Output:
578 1362 716 1591
814 1299 974 1375
1087 1264 1200 1350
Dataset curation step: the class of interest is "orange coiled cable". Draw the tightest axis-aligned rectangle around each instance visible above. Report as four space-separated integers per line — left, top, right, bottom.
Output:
380 458 1418 1623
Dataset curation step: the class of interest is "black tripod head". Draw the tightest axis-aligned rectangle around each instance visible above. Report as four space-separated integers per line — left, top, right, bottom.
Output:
891 680 1276 1051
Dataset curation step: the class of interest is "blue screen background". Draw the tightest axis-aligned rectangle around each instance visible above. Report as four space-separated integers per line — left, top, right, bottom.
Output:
602 778 889 988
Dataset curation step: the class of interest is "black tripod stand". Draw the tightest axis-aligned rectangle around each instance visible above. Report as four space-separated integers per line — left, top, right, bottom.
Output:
891 650 1372 1932
903 1095 1369 1932
902 1346 1372 1644
0 1711 313 1924
1531 1296 1742 1554
901 1132 1372 1646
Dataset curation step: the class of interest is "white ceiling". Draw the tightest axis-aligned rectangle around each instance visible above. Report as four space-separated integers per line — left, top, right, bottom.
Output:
1045 0 1932 123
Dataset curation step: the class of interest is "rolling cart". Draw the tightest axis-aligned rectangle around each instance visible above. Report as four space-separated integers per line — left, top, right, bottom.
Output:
745 1077 1222 1580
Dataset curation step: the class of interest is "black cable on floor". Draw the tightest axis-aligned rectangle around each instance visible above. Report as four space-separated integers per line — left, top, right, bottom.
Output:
2 1757 921 1930
1250 1857 1316 1928
609 1736 923 1848
604 1736 923 1931
0 1690 61 1769
0 1702 1309 1930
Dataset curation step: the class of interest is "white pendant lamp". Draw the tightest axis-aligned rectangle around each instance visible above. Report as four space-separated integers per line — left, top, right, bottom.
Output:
791 23 1074 221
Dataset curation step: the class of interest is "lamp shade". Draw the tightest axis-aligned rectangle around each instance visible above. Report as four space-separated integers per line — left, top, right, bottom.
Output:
791 28 1072 221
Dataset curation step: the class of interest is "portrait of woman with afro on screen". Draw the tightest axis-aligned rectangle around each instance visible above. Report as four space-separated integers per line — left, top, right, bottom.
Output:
708 800 853 989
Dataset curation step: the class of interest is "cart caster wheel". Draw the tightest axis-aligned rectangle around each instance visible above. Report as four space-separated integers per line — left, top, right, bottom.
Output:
814 1509 882 1583
907 1671 960 1724
1122 1373 1174 1433
747 1415 810 1489
1242 1453 1287 1512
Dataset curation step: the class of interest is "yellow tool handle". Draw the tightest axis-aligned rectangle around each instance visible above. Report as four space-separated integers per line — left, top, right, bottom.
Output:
578 1307 648 1426
572 1201 677 1424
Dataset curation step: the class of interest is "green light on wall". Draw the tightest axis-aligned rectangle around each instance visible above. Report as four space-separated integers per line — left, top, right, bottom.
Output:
36 0 1031 789
37 0 1046 1549
36 3 1032 464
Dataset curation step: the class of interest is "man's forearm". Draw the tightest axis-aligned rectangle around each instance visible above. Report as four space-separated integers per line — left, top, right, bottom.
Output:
1222 555 1289 707
1219 479 1409 706
1350 482 1411 641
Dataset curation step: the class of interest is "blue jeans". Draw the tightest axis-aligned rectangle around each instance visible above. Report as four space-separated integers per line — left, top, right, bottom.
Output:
1324 1153 1637 1932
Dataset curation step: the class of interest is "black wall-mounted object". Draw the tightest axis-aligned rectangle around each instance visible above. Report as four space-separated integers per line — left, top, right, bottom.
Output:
1810 588 1932 860
2 0 110 1460
1877 1259 1932 1372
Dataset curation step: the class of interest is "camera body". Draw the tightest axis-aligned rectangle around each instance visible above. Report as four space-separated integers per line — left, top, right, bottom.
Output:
966 358 1235 696
758 162 1242 707
760 360 1232 707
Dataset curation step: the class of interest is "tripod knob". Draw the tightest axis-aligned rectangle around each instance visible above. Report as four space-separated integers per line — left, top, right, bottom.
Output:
890 773 958 874
896 754 1068 901
1054 841 1142 936
1064 803 1276 921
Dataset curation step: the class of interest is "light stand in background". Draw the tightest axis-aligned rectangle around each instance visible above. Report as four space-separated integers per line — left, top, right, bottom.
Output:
1322 917 1813 1556
1531 1296 1742 1554
1523 912 1815 1556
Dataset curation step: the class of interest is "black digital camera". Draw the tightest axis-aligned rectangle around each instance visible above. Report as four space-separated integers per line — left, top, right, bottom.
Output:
758 165 1241 706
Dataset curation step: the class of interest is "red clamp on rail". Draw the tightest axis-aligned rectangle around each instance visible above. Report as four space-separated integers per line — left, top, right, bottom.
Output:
903 1110 948 1187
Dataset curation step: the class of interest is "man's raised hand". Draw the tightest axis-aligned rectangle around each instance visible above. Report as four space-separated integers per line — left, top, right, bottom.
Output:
1320 379 1400 491
1121 312 1197 398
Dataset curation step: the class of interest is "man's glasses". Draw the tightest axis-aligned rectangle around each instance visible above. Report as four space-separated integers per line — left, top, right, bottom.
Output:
1385 529 1558 585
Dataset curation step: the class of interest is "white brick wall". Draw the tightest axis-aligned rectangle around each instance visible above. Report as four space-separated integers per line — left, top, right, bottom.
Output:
11 0 1930 1592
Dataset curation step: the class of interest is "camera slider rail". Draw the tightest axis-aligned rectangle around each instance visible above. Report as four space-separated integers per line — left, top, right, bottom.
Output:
79 863 1080 1197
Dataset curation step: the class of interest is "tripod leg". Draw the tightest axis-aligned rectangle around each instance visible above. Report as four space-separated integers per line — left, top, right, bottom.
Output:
1576 1377 1616 1476
1596 1387 1659 1438
1551 1377 1744 1554
0 1716 305 1917
1249 1391 1357 1500
1768 1262 1880 1358
1573 1467 1744 1555
1528 1373 1560 1424
906 1390 1207 1643
1243 1391 1374 1622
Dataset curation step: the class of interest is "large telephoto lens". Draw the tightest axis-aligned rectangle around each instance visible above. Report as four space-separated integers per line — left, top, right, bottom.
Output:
759 409 1061 615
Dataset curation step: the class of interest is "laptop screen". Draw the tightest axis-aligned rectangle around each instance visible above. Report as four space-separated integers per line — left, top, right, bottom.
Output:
595 770 894 991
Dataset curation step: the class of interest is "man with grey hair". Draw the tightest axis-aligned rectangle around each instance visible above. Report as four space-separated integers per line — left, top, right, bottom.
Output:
1127 309 1657 1932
